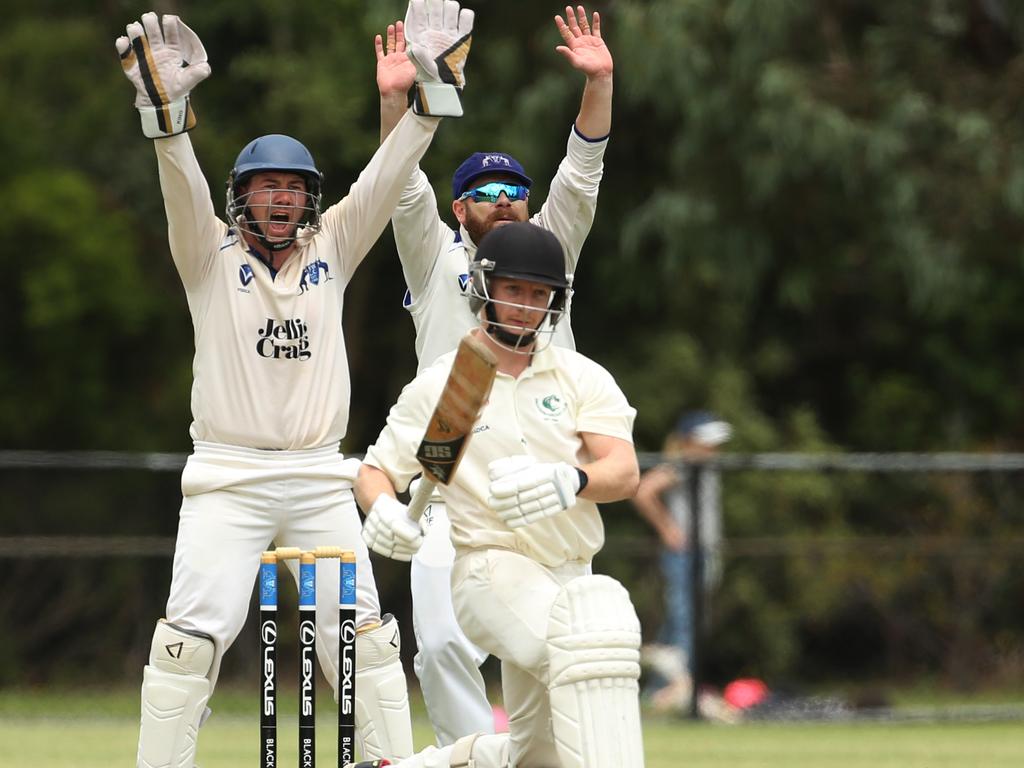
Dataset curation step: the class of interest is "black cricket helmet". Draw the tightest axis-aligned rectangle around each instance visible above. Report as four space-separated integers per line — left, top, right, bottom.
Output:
468 222 573 351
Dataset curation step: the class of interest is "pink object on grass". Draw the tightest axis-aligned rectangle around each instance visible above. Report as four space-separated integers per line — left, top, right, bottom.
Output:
723 678 769 710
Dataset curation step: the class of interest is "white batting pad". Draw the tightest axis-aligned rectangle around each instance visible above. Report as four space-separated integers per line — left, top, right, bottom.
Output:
355 616 414 760
137 620 215 768
547 575 645 768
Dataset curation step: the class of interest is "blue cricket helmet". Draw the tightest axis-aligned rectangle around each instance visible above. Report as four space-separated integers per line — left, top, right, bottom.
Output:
230 135 322 182
225 134 324 246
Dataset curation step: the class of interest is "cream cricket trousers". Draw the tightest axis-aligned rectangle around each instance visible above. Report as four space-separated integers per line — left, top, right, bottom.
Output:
164 441 381 694
451 548 589 768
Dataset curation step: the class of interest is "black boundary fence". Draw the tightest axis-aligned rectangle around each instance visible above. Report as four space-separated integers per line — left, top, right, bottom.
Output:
673 453 1024 719
2 449 1024 722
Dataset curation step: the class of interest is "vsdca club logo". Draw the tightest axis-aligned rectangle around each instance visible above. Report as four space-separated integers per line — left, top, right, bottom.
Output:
299 259 331 293
480 154 513 168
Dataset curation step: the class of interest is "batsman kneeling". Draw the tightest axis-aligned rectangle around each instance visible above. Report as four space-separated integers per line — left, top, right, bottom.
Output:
356 222 645 768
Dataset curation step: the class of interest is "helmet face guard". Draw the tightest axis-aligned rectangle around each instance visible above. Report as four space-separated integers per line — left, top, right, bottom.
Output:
225 134 323 251
466 223 573 354
469 260 571 353
227 184 322 251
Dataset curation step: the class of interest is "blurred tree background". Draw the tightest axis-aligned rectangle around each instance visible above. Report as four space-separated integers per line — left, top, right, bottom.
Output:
2 0 1024 697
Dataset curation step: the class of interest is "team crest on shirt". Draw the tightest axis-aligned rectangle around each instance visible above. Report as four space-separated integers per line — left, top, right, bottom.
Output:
535 394 566 420
298 259 332 294
239 264 255 287
458 273 470 292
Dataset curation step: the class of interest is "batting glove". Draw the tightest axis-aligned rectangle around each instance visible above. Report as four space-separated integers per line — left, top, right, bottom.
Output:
403 0 473 117
487 455 581 528
361 494 424 562
115 12 210 138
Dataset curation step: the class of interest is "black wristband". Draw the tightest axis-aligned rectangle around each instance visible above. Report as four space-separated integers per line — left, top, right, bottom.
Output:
575 467 589 493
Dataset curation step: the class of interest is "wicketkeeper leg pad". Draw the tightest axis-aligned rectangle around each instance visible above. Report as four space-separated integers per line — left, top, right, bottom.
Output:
355 614 414 760
546 575 645 768
137 620 215 768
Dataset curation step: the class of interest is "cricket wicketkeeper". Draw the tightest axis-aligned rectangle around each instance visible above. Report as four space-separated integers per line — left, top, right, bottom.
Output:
114 5 472 766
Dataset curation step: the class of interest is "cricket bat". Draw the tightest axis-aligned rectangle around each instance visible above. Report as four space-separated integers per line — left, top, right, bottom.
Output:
407 332 498 520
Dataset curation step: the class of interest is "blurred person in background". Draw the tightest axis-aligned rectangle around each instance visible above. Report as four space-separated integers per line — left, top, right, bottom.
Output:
632 410 732 712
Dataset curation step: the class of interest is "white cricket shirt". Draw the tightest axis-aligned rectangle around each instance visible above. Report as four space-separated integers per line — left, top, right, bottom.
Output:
364 342 636 567
155 112 438 450
392 127 607 371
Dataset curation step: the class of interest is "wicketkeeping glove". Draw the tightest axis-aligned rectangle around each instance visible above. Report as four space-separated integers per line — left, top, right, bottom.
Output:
404 0 474 117
361 494 425 562
487 455 581 528
115 12 210 138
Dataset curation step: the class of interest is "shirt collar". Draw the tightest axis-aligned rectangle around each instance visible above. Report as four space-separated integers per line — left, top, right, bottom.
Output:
520 343 558 375
460 225 478 254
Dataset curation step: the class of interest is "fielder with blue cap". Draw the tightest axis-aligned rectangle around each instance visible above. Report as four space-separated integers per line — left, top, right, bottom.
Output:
372 3 616 747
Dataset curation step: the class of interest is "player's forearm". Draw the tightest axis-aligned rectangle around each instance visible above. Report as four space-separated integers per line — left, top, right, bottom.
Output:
533 126 605 273
324 111 439 265
154 135 223 284
393 167 447 291
355 463 398 513
380 92 408 143
578 446 639 503
574 73 612 140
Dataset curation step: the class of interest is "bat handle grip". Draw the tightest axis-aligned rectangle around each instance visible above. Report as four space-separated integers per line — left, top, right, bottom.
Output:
407 476 437 521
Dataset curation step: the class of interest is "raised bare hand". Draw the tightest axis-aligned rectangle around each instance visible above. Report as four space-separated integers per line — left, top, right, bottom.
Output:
554 5 613 80
375 21 417 97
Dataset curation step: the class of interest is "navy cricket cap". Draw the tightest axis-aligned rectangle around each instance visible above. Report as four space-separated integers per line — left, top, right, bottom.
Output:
452 152 532 200
675 411 732 446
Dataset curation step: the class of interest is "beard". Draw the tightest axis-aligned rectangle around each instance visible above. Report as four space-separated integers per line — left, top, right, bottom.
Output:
463 208 526 247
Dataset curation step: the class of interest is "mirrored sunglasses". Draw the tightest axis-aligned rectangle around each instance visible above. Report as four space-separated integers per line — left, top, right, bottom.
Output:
459 182 530 203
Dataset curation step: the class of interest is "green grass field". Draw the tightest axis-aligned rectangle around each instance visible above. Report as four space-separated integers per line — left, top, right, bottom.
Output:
3 685 1023 767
